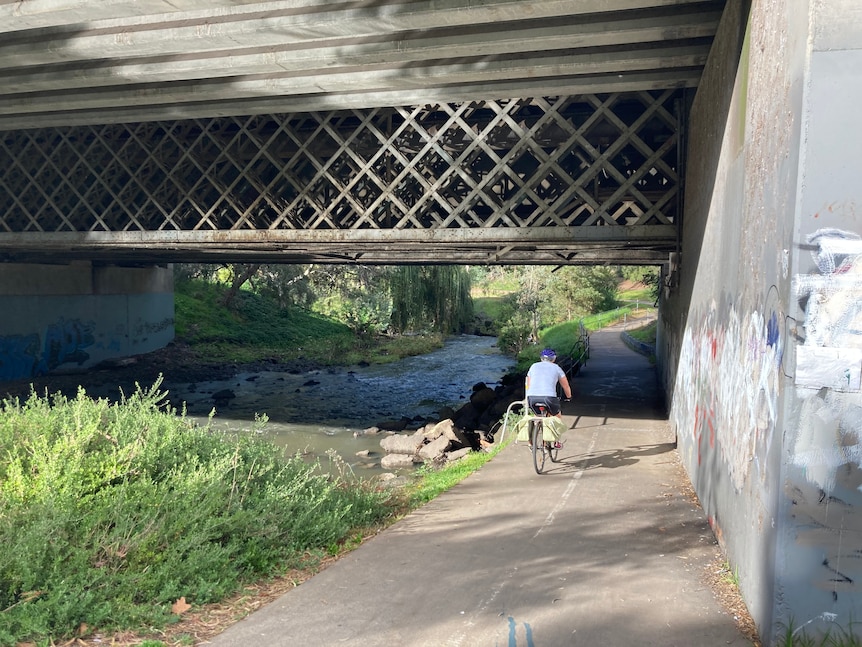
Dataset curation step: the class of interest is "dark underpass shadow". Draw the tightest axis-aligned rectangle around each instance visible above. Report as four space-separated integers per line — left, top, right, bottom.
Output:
537 441 677 475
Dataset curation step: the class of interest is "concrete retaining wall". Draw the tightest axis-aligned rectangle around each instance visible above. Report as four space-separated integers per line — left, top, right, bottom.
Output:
658 0 862 643
0 262 174 380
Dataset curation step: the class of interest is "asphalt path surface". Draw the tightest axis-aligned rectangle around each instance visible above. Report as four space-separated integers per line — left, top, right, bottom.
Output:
206 324 753 647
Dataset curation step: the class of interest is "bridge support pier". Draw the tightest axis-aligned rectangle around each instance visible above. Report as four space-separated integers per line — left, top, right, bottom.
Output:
0 262 173 381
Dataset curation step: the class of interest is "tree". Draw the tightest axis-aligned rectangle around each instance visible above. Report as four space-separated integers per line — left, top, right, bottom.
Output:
311 266 392 335
252 265 316 309
540 266 618 322
219 263 261 309
388 266 473 333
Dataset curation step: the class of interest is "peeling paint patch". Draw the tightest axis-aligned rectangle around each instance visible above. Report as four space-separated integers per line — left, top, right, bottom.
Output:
791 229 862 493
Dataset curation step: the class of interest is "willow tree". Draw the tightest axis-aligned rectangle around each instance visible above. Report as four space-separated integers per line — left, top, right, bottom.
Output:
388 266 474 333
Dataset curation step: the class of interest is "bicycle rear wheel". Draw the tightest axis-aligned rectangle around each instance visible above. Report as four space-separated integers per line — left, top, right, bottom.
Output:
531 419 546 474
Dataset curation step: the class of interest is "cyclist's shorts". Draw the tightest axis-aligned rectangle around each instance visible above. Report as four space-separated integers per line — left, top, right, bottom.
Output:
527 396 561 416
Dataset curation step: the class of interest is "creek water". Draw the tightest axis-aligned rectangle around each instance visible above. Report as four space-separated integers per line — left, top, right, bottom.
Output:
163 335 514 478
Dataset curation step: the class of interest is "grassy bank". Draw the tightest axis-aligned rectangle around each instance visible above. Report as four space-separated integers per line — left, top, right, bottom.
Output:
0 383 399 645
175 279 443 366
0 373 509 646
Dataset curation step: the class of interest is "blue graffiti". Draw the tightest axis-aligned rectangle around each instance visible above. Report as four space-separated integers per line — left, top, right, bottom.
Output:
38 318 95 374
767 311 781 348
0 318 96 380
507 616 534 647
0 334 41 381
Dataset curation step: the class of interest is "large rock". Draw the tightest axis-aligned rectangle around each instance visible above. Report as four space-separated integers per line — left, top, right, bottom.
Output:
379 430 426 454
418 434 451 461
376 417 411 431
446 447 472 462
437 405 456 421
470 385 497 409
381 453 418 469
427 418 472 448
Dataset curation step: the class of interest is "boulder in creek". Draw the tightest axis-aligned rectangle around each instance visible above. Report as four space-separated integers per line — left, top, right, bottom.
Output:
426 418 472 448
377 472 411 488
470 385 497 410
418 434 451 461
437 405 456 420
211 389 236 403
380 431 426 455
381 453 419 469
446 447 472 462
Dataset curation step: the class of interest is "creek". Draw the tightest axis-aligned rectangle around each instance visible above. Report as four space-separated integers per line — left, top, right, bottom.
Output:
163 335 515 478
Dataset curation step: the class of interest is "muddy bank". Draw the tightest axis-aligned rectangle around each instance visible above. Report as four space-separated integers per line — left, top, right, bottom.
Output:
0 341 323 403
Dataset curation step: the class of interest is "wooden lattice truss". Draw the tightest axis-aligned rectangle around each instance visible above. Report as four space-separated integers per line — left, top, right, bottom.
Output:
0 90 684 265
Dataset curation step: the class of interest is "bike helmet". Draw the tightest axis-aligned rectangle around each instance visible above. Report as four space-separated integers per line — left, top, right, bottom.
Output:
540 348 556 360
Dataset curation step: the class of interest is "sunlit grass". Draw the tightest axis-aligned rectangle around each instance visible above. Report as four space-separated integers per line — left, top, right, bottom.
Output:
473 295 507 321
777 621 861 647
627 320 657 345
174 279 442 366
0 382 395 645
404 438 510 507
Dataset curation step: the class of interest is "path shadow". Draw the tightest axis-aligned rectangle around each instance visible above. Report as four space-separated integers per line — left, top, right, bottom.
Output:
537 441 677 475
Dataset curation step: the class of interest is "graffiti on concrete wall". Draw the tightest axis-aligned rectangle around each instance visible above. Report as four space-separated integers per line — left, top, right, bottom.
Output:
0 318 95 380
792 228 862 491
788 228 862 603
0 333 42 381
673 301 783 494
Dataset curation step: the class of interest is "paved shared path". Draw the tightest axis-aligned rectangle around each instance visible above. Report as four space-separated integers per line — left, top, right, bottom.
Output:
206 324 753 647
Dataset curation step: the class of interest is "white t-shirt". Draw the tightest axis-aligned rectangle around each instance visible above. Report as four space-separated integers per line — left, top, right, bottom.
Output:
526 360 565 397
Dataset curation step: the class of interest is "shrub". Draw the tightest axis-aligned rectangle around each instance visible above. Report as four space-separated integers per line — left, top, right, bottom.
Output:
0 381 393 645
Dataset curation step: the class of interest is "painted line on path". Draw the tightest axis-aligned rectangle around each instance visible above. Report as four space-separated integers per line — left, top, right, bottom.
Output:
532 427 601 539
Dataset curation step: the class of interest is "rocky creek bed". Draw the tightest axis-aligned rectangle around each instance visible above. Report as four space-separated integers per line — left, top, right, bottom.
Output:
0 335 537 478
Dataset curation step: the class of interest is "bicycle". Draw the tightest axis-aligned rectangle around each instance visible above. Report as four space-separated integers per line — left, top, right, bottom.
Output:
497 397 570 475
526 401 563 474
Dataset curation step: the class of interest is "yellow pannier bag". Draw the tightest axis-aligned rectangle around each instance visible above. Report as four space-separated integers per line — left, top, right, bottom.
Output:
514 415 565 443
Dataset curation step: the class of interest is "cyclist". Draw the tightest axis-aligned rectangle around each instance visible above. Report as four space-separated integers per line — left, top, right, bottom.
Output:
525 348 572 447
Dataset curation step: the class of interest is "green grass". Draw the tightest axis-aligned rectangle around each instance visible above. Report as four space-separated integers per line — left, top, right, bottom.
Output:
472 296 507 322
777 621 861 646
719 560 740 587
627 320 657 345
580 306 634 331
175 279 352 353
405 438 510 506
0 372 514 646
513 320 591 372
618 286 654 302
0 382 395 645
174 279 442 365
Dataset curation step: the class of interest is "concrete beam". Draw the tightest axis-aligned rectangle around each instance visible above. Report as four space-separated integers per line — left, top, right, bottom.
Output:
0 0 725 128
0 0 724 34
2 14 720 94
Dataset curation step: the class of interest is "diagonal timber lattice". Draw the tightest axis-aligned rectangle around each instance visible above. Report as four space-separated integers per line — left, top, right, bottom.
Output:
0 90 685 265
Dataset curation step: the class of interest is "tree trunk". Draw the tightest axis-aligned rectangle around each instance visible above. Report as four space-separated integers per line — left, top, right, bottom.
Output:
220 263 261 308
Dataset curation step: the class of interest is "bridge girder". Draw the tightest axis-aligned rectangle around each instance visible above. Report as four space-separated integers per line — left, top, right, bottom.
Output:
0 91 685 265
0 2 719 265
